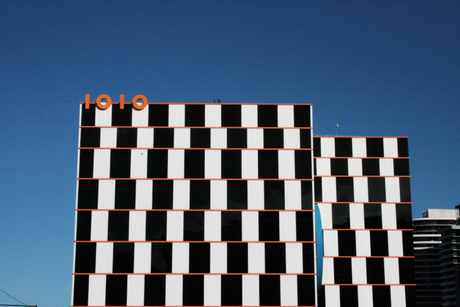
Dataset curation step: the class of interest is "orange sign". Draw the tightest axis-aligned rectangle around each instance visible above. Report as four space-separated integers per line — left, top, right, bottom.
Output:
85 94 148 110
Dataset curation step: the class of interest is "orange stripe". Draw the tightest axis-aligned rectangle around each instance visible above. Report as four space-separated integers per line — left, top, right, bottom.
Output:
81 101 313 106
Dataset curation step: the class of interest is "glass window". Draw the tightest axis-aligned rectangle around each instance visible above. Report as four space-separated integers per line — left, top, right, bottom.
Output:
336 177 354 202
334 258 352 284
227 180 247 209
313 137 321 157
189 243 210 273
258 105 277 127
112 103 132 126
79 149 94 178
144 275 166 305
185 105 205 127
399 258 415 284
73 275 89 306
294 105 311 127
77 180 98 209
191 128 210 148
115 180 135 209
370 231 388 256
302 243 315 273
366 138 384 157
362 158 380 175
182 275 204 306
151 243 172 273
297 275 315 306
190 180 210 209
221 275 242 306
264 181 284 209
299 129 311 148
81 104 95 126
338 230 356 256
366 258 385 284
372 286 391 307
331 158 348 175
147 150 168 178
76 211 92 241
152 180 173 209
117 128 137 148
146 211 167 241
340 286 358 307
110 149 131 178
74 242 96 273
368 177 386 202
154 128 174 148
105 275 127 306
221 211 242 241
295 150 312 179
399 177 411 202
335 138 352 157
301 181 313 210
227 243 248 273
265 243 286 273
397 138 409 157
263 129 283 148
332 204 350 229
394 159 410 176
221 150 242 179
185 150 205 178
259 275 280 306
148 104 169 127
112 243 134 273
296 211 314 241
259 211 279 241
222 105 242 127
80 127 100 147
227 129 247 148
364 204 382 229
108 211 129 241
184 211 204 241
258 150 279 179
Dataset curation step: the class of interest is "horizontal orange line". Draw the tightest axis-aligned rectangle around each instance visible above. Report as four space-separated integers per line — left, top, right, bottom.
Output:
314 157 409 159
77 178 315 181
81 102 313 106
322 283 416 286
79 147 313 150
74 241 317 244
73 306 318 307
75 209 315 212
313 136 408 139
314 175 410 178
80 125 313 129
73 272 317 276
322 256 415 258
315 202 412 204
322 229 413 231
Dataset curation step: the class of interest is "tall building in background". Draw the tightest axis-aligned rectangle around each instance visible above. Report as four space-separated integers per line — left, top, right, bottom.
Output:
72 99 415 307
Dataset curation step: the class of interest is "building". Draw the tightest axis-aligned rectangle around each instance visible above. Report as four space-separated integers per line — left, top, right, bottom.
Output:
72 98 415 307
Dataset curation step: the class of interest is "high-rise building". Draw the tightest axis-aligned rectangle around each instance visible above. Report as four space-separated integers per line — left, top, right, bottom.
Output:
72 99 415 307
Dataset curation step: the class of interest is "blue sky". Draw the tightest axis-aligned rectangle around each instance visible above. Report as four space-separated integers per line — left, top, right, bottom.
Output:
1 1 459 306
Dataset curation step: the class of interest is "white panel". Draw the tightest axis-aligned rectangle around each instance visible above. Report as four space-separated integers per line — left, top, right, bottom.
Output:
210 180 226 209
316 158 331 176
277 105 294 127
205 104 221 127
352 138 367 157
205 150 221 178
165 275 182 306
280 275 297 306
127 275 145 306
390 286 406 307
321 257 334 284
210 128 226 148
355 230 371 256
283 129 300 148
137 128 154 148
173 180 190 209
98 180 115 209
324 285 340 307
318 203 332 229
205 211 221 241
134 242 151 273
385 177 401 202
248 243 265 273
349 203 365 229
278 150 295 179
172 242 189 273
247 128 264 148
174 128 190 148
100 128 117 147
242 150 258 179
241 105 258 127
247 180 264 209
382 203 397 229
380 158 394 176
242 275 259 306
129 211 146 241
322 230 338 256
135 180 152 209
279 211 296 241
204 275 221 306
285 243 303 273
348 158 363 176
320 138 335 157
88 274 106 306
132 107 149 127
388 230 404 256
284 181 301 210
384 257 400 284
93 149 111 178
131 149 147 178
357 285 373 307
91 211 108 241
353 177 369 202
351 258 367 284
210 243 227 273
168 104 185 127
321 177 337 202
95 107 112 126
166 211 184 241
384 138 399 158
95 242 113 273
242 211 259 241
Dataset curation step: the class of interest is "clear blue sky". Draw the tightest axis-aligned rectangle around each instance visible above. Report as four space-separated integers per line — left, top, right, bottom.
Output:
1 1 459 306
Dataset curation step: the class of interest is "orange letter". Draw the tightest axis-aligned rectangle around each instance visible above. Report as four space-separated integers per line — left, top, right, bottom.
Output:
120 94 125 109
85 94 91 109
132 95 148 110
96 94 112 110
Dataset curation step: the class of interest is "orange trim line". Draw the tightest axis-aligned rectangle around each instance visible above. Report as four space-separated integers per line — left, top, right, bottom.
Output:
322 256 415 258
81 101 313 106
75 209 315 212
73 272 317 276
322 229 414 231
314 156 409 159
73 306 318 307
322 283 416 286
77 178 315 181
80 125 313 129
315 202 412 204
74 240 317 244
79 147 314 150
314 175 410 178
313 136 409 139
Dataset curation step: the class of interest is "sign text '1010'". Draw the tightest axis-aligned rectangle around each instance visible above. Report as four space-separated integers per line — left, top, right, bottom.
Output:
84 94 148 110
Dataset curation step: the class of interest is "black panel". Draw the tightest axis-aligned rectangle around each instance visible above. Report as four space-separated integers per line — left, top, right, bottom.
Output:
405 285 416 307
264 181 285 209
293 105 311 127
221 211 242 241
115 180 135 209
331 159 348 175
332 204 350 229
110 149 131 178
265 243 286 273
402 231 414 256
185 105 205 127
263 129 283 148
190 180 210 209
259 275 280 306
152 180 173 209
299 129 311 148
221 275 242 306
227 129 247 148
222 105 242 127
74 243 96 273
366 138 384 157
367 258 385 284
76 211 92 241
147 150 168 178
295 150 312 179
340 286 358 307
399 258 415 284
227 180 247 209
80 128 100 147
117 128 137 147
146 211 167 241
394 158 410 176
399 177 411 202
372 286 391 307
301 181 313 209
149 104 169 126
258 105 278 127
77 180 98 209
336 177 354 202
370 231 389 256
183 275 204 306
79 149 94 178
154 128 174 148
314 177 322 202
108 211 129 241
334 258 352 284
302 243 315 273
398 138 409 157
297 275 316 306
296 211 314 241
338 230 356 256
184 211 204 241
258 150 279 179
189 243 210 273
368 177 386 202
313 137 321 157
112 103 132 126
221 150 242 178
227 243 248 273
364 203 382 229
144 275 166 305
191 128 210 148
105 275 127 306
151 243 172 273
259 211 279 241
362 158 380 175
396 203 413 229
81 104 96 126
335 138 352 157
112 243 134 273
185 150 205 178
73 275 89 306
